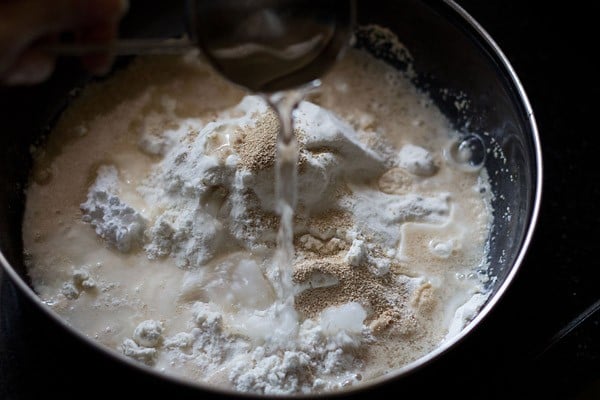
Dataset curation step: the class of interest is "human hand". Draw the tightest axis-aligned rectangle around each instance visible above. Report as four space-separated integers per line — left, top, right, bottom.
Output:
0 0 128 85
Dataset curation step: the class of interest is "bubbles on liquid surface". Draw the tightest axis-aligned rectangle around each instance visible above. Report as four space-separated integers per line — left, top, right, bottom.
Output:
444 133 486 172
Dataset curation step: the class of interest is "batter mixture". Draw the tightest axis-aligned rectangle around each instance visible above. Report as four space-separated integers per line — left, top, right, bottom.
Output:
22 27 494 395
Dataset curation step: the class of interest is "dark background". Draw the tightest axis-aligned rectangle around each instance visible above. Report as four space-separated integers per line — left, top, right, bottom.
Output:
1 1 599 399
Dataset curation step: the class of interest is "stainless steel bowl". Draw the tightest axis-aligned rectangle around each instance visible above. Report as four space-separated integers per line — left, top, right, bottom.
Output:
0 0 541 397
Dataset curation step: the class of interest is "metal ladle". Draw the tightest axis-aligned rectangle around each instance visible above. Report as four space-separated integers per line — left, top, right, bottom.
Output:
49 0 356 93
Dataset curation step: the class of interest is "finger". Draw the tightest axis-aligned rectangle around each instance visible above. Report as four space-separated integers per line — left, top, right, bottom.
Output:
0 0 128 76
77 21 118 76
1 46 56 86
0 0 128 41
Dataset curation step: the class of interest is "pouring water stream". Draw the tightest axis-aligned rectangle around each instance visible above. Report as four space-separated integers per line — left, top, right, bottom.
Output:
192 0 355 301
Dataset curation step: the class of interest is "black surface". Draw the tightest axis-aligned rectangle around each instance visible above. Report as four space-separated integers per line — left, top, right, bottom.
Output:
2 1 600 399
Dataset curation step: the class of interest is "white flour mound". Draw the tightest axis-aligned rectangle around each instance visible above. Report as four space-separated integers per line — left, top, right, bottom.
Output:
22 39 494 396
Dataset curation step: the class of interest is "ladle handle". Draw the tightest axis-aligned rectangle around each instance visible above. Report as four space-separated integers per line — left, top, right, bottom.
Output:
45 38 196 56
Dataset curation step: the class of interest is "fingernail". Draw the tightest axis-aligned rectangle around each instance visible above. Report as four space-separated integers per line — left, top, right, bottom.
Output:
3 62 54 86
2 49 55 86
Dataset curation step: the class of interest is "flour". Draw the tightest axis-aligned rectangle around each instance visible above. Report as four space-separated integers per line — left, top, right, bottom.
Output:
22 31 495 396
122 338 158 366
81 165 147 253
397 144 438 176
133 320 164 348
227 303 369 394
61 267 97 299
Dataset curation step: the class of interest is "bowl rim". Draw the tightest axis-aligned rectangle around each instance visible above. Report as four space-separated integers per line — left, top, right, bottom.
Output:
0 0 543 397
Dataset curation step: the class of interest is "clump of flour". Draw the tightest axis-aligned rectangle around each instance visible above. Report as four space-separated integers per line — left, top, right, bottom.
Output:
81 165 146 253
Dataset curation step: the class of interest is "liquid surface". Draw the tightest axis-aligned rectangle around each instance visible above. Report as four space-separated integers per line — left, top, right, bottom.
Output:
22 35 494 395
